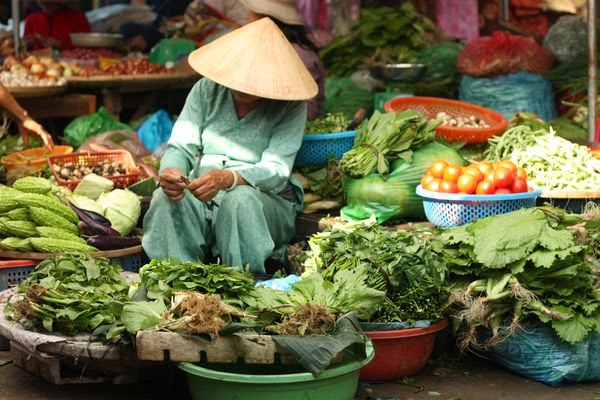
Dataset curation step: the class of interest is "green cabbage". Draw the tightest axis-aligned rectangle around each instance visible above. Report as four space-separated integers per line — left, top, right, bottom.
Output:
68 194 104 215
73 174 114 200
97 189 141 236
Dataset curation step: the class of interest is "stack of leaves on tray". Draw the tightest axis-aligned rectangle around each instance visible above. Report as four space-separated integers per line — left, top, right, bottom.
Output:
439 206 600 348
4 254 129 340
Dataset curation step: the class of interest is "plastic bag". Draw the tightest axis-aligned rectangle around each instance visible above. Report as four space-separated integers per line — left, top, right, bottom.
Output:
459 72 557 121
543 16 587 64
136 109 174 152
457 31 553 77
483 323 600 386
64 107 132 147
148 38 196 65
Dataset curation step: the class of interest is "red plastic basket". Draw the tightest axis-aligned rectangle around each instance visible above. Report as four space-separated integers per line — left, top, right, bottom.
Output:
384 96 508 143
48 150 140 191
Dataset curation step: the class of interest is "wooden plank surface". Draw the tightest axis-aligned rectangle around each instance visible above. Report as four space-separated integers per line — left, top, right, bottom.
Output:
19 94 96 118
67 71 199 90
137 331 296 364
0 245 143 261
8 85 67 99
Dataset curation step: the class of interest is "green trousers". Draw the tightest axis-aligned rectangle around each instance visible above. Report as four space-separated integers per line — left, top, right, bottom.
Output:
142 186 296 273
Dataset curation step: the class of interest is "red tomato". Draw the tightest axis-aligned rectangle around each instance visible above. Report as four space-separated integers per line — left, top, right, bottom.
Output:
443 165 463 183
457 174 478 194
497 160 518 176
430 161 448 179
476 180 496 195
477 162 494 175
516 167 528 180
511 176 528 193
421 174 436 187
463 166 484 182
425 178 443 192
440 180 459 193
494 166 515 189
495 188 513 194
486 171 496 182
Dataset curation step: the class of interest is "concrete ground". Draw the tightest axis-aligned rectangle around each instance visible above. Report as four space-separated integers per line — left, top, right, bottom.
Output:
1 349 598 400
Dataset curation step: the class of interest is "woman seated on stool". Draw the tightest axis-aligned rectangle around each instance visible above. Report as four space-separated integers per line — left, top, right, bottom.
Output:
142 18 317 273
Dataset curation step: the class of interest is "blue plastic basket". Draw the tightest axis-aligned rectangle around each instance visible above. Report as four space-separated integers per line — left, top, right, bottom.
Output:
109 252 147 273
294 130 356 168
0 260 37 291
416 185 542 227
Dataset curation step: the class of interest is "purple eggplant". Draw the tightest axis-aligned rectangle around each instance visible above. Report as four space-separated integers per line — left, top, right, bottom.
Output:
87 235 141 250
68 202 120 237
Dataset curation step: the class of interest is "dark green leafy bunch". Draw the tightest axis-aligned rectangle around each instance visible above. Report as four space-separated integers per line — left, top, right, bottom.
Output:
320 3 436 76
139 258 255 303
5 254 129 340
305 113 348 134
340 110 438 178
438 207 600 348
303 217 448 324
303 158 344 201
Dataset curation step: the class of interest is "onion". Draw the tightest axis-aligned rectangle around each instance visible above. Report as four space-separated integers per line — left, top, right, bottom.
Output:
29 63 46 75
40 57 53 66
23 55 39 67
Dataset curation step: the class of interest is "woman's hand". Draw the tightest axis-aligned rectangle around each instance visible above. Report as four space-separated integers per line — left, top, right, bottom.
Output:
159 167 188 201
187 170 233 202
20 118 54 150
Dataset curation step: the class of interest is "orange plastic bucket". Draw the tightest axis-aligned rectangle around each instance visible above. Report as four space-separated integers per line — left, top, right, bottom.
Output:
359 319 448 381
1 145 73 171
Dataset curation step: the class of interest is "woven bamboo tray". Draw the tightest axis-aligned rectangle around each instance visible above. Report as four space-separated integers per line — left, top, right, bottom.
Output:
67 71 199 89
7 85 68 98
0 244 143 261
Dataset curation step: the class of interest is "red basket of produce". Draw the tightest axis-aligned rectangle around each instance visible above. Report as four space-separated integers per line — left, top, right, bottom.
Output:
48 150 140 190
384 96 508 143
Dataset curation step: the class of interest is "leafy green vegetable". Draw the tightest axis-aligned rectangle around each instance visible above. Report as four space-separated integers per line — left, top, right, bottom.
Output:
121 299 167 333
340 110 439 178
320 4 435 76
440 207 600 346
72 174 114 200
304 113 348 134
4 254 129 340
139 258 255 303
303 216 448 323
97 189 141 236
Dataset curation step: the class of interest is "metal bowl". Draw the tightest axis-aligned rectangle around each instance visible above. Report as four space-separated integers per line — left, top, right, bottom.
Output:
70 33 125 49
368 63 428 83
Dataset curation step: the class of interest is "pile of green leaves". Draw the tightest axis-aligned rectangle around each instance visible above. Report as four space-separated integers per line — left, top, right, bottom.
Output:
241 267 385 331
305 113 348 134
439 207 600 347
303 216 448 324
340 110 438 178
138 258 255 303
4 254 129 340
303 158 344 201
320 4 435 76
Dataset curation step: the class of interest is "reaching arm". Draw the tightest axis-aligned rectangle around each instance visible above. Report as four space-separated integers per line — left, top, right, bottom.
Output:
0 83 53 149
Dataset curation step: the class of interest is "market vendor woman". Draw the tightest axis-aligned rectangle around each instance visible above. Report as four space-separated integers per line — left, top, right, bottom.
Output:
142 18 317 273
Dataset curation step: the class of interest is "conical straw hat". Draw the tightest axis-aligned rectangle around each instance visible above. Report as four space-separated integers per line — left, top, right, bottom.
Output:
187 18 318 101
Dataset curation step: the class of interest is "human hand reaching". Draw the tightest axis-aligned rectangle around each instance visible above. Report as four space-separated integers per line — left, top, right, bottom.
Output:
187 170 234 203
19 118 53 150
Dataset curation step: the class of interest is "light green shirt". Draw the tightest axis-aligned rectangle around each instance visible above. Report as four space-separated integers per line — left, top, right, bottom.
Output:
160 78 307 195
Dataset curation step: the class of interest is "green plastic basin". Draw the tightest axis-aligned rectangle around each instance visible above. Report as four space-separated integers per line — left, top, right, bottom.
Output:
179 341 375 400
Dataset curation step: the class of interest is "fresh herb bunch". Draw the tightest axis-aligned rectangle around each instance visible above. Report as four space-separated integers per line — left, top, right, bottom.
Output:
440 207 600 348
303 216 448 324
303 158 344 200
320 4 435 76
340 110 438 178
304 113 348 134
5 254 129 340
139 258 255 303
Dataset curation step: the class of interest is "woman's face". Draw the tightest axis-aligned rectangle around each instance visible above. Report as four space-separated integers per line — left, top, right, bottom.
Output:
232 91 261 104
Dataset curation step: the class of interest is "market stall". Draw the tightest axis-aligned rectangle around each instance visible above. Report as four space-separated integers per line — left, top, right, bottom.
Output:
0 1 600 399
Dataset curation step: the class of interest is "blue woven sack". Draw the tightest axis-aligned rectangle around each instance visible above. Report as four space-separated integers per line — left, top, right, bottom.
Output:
483 323 600 386
459 72 557 121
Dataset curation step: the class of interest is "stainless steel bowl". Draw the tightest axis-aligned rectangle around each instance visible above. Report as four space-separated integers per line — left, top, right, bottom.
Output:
368 63 428 82
70 33 125 49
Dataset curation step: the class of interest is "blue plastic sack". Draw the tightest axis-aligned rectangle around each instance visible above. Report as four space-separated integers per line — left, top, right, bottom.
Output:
256 275 302 292
482 323 600 386
136 109 174 152
459 72 557 121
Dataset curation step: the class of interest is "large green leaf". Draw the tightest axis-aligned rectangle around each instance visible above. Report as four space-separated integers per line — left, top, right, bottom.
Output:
271 313 367 376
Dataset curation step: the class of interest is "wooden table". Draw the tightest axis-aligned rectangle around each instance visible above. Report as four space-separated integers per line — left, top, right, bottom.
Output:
67 71 200 119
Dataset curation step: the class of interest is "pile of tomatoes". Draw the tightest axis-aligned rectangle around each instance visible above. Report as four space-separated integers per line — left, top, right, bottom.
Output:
420 160 530 195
